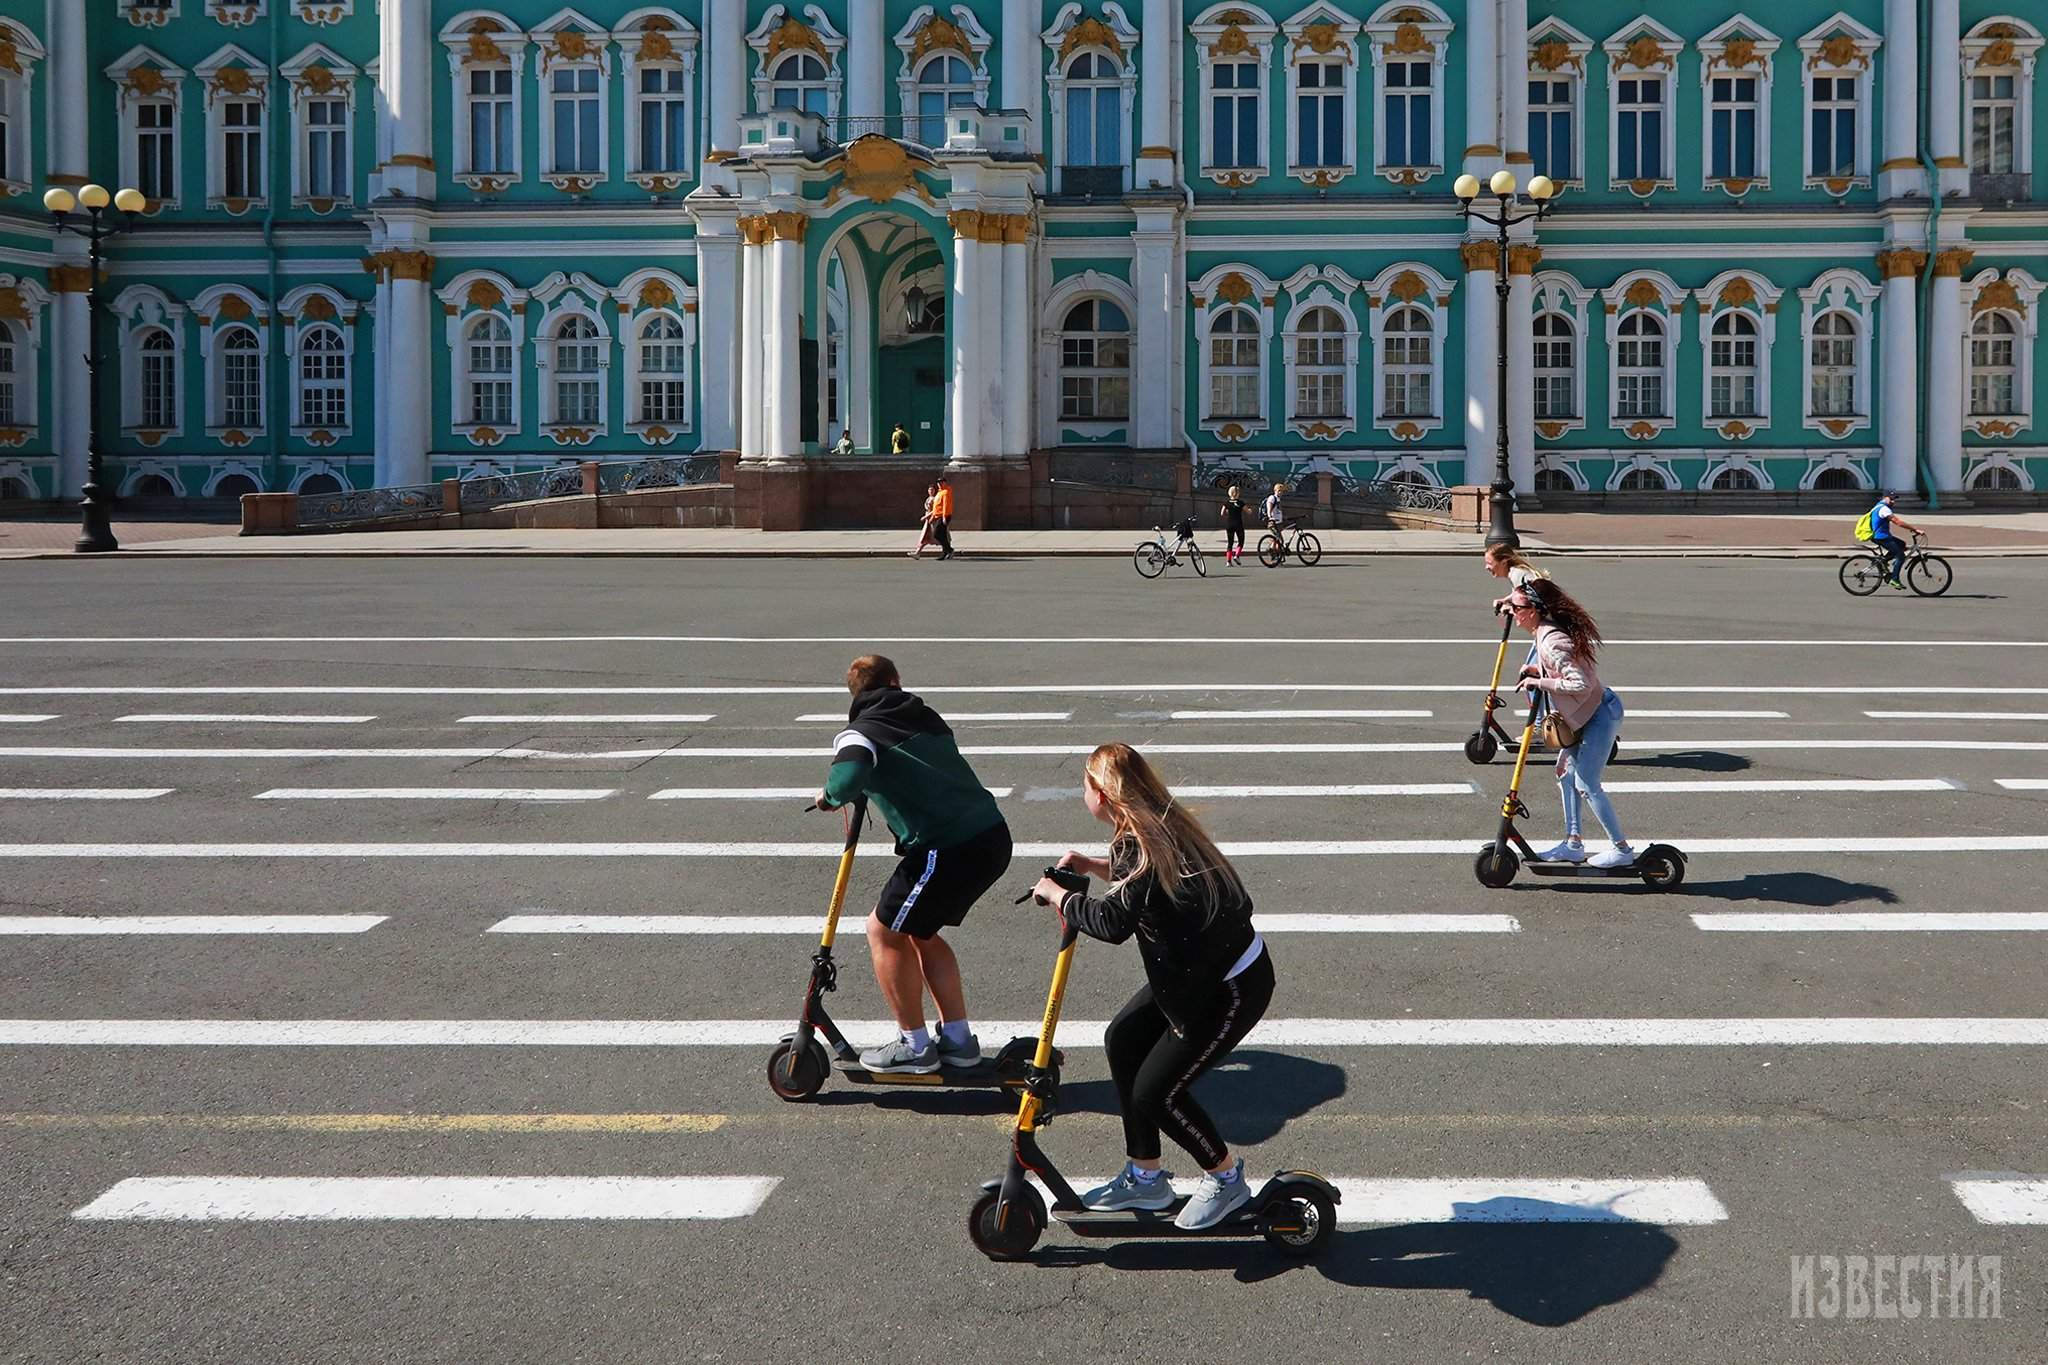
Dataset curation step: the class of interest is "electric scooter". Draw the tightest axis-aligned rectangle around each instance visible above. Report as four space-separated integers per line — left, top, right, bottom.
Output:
968 869 1340 1261
1473 710 1686 889
765 797 1057 1101
1468 610 1621 765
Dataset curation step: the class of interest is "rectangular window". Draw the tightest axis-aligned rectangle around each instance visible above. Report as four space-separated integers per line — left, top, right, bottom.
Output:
1383 59 1432 167
1529 78 1574 181
137 102 175 201
1296 61 1344 168
1808 76 1857 178
224 350 262 429
142 349 177 428
469 68 514 174
223 99 262 199
305 97 348 199
1970 73 2017 174
638 67 689 172
1534 323 1575 418
299 356 347 428
1617 77 1664 180
1709 76 1757 181
552 67 600 174
1210 59 1260 168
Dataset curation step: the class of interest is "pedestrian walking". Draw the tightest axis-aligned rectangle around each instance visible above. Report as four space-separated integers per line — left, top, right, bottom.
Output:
1222 485 1247 566
833 431 855 457
930 474 955 559
890 423 911 455
909 482 938 559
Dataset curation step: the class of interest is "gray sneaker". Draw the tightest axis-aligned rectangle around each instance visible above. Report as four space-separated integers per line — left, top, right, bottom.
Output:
1081 1168 1177 1212
935 1029 982 1068
1174 1160 1254 1230
858 1035 939 1074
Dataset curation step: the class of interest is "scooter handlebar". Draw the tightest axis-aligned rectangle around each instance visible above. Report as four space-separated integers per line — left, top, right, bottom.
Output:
1016 864 1090 905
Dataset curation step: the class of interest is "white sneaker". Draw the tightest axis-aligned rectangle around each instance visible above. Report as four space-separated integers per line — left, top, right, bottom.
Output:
1589 846 1636 869
1534 841 1586 863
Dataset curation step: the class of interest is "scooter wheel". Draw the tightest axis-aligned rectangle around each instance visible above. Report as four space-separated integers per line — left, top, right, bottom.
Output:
969 1187 1045 1261
1260 1188 1338 1257
766 1037 829 1102
1463 731 1499 765
1638 846 1685 890
1474 842 1519 889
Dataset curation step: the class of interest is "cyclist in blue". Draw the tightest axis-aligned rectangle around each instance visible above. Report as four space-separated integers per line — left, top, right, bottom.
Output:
1865 492 1924 590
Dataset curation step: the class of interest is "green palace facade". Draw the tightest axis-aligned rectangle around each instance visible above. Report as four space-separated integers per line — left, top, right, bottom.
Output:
1 0 2045 517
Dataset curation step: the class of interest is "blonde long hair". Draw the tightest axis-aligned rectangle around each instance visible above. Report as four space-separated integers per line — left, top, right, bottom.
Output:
1484 543 1549 580
1084 743 1245 921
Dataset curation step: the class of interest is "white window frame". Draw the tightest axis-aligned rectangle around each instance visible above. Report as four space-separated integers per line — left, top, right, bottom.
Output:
1529 271 1595 438
1701 455 1773 491
612 269 698 442
749 5 845 122
618 10 698 190
0 23 43 198
1693 269 1782 438
1607 453 1680 491
534 15 612 192
1192 3 1276 187
894 5 994 145
108 48 187 211
443 12 529 192
1964 454 2034 492
1797 266 1879 438
1526 21 1592 189
1280 265 1361 439
1961 19 2043 178
196 44 271 213
292 324 350 434
438 270 530 444
531 270 612 443
1192 265 1279 440
291 0 354 24
0 275 48 436
1797 17 1880 193
113 285 188 439
1602 18 1683 195
212 325 265 433
1361 262 1451 441
1042 4 1142 195
1282 3 1360 185
1364 0 1450 185
281 45 359 210
206 0 266 24
1056 296 1134 424
1602 270 1684 437
119 0 181 26
191 284 270 440
1959 268 2044 436
1696 18 1778 195
1037 271 1138 442
280 285 358 441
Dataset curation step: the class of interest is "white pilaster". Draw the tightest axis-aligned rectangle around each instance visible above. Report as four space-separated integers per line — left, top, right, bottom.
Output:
1506 261 1536 494
45 0 87 181
1131 213 1176 449
1501 0 1530 169
1001 0 1038 150
849 0 886 122
1463 0 1500 175
1461 246 1499 486
1929 0 1966 196
385 271 433 487
977 230 1006 457
1137 0 1174 185
707 0 746 162
948 225 983 462
695 220 740 452
1877 255 1920 493
377 0 436 199
371 271 392 485
1925 252 1969 491
738 236 765 460
1879 0 1922 199
51 284 88 497
1002 229 1031 457
768 233 803 459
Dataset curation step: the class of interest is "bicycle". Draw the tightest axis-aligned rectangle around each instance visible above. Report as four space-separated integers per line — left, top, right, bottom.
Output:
1133 515 1206 579
1839 531 1952 597
1256 520 1323 568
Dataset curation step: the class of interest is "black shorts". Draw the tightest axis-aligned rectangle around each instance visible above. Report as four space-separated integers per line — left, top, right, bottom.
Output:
875 821 1013 940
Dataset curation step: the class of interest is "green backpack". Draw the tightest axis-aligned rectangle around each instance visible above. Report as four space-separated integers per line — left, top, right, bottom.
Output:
1853 510 1876 541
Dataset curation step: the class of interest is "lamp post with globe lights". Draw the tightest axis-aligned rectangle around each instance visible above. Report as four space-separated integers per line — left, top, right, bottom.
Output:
1454 168 1556 549
43 182 148 554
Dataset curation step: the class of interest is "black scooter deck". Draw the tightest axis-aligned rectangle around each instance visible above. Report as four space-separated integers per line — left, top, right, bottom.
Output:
1524 860 1648 879
832 1058 1025 1088
1051 1203 1266 1239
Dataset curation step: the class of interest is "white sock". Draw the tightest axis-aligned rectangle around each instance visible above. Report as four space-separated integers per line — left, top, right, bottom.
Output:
1129 1164 1163 1184
939 1019 972 1046
901 1026 930 1051
1216 1162 1241 1184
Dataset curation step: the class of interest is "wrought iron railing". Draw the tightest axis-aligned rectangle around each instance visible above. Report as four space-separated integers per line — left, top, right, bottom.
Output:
297 482 441 527
1350 477 1454 514
1195 460 1456 517
594 455 722 493
458 464 586 512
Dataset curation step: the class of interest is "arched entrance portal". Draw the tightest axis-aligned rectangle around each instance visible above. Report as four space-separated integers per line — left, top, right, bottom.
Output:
817 212 947 455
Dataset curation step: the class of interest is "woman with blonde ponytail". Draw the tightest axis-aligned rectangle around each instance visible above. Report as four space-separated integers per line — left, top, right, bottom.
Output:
1031 743 1274 1230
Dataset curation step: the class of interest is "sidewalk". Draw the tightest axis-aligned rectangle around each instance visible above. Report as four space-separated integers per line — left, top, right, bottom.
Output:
5 510 2048 558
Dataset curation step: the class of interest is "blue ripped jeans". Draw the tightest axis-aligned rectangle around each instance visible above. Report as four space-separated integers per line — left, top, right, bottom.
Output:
1558 688 1626 845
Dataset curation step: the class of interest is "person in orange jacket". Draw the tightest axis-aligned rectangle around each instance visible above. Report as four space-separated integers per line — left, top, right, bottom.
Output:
930 474 955 560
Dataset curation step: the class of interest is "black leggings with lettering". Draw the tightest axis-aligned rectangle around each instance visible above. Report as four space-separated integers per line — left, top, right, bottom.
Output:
1104 949 1274 1168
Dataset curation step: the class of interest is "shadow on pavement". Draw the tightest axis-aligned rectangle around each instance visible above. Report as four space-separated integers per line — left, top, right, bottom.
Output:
1613 750 1752 772
1054 1049 1348 1143
1680 872 1899 906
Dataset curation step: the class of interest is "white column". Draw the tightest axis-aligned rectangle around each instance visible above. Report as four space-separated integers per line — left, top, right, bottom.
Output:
1501 0 1530 169
1879 0 1921 199
1130 213 1176 449
46 0 87 181
377 0 435 199
849 0 886 123
1001 222 1031 458
948 220 983 462
767 230 804 459
1460 244 1499 486
1505 251 1536 494
1002 0 1038 150
695 218 740 451
1925 250 1970 492
707 0 746 162
370 269 391 485
51 278 89 497
1877 251 1921 494
738 231 765 460
1463 0 1499 175
1929 0 1966 196
385 259 433 488
1137 0 1174 183
977 227 1007 457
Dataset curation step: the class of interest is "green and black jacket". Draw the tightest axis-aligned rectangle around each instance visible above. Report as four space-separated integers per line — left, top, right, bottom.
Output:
823 687 1004 852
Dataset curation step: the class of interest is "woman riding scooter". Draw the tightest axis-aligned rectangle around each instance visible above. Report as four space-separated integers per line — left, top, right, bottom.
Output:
1032 743 1273 1231
1510 580 1635 867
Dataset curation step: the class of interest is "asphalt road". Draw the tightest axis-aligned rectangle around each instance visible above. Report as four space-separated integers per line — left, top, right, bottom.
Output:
1 553 2045 1364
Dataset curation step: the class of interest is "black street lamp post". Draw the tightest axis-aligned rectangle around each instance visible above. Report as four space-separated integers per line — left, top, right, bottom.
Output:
44 183 147 554
1455 169 1557 550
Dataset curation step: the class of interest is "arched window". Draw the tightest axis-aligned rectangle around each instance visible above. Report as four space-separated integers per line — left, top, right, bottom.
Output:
133 472 178 498
0 325 16 427
297 472 343 496
213 473 259 499
1618 466 1670 491
1812 465 1861 491
1533 313 1575 419
1970 313 2018 415
297 325 348 429
1380 306 1433 418
552 316 602 426
1535 465 1575 492
1809 311 1857 417
1058 298 1130 421
771 54 831 116
1615 313 1665 419
139 328 178 430
1711 465 1760 490
1064 53 1122 169
465 315 513 426
218 325 263 429
1207 307 1260 419
1709 313 1760 419
1972 463 2022 491
1293 306 1347 418
637 314 690 425
915 55 975 146
0 475 32 500
1386 468 1428 486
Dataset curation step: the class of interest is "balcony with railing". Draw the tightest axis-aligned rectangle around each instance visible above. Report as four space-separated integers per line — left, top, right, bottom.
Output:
734 108 1034 162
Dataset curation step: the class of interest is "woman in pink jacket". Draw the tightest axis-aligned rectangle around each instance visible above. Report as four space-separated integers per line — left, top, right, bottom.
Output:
1508 580 1634 868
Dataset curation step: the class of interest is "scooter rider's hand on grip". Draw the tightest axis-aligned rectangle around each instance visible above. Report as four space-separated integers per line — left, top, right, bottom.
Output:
1019 865 1089 906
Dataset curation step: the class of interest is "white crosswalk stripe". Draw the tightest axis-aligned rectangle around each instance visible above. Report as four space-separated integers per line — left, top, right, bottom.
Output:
1030 1176 1730 1226
113 714 376 724
486 913 1519 935
255 788 619 802
1694 913 2048 932
72 1176 781 1222
0 916 386 935
0 788 173 800
1949 1177 2048 1225
456 714 716 724
796 711 1069 723
0 714 56 723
